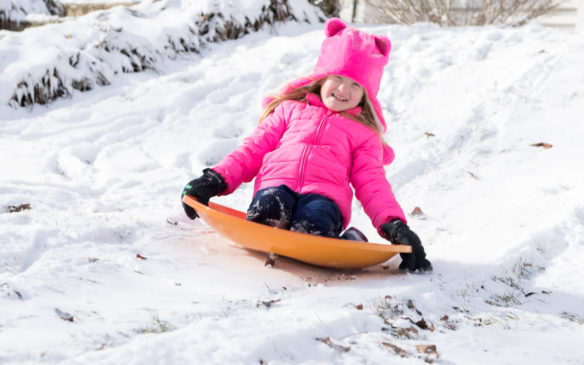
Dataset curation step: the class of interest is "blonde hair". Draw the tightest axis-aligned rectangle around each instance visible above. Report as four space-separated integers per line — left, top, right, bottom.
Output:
259 78 383 138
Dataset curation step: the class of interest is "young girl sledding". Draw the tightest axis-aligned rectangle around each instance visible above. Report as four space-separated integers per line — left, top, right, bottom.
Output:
182 18 432 272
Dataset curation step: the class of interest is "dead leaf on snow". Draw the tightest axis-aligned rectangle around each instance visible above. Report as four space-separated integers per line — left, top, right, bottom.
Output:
258 299 281 308
531 142 552 149
410 207 424 216
417 344 440 363
416 318 434 331
395 326 418 338
403 317 434 331
7 203 31 213
440 315 457 330
381 341 410 357
417 344 438 354
316 337 350 352
136 254 147 260
55 308 74 322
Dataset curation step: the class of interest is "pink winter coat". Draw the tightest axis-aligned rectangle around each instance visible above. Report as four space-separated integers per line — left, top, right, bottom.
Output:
212 93 407 231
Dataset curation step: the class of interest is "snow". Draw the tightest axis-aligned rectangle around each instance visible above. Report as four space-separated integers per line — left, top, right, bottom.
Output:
0 0 321 107
1 1 584 363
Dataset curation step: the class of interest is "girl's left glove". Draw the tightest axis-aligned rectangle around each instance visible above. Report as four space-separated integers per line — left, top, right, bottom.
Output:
381 219 432 272
181 168 227 219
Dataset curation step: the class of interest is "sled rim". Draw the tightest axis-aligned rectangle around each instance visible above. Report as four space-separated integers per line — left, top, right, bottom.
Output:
183 195 411 269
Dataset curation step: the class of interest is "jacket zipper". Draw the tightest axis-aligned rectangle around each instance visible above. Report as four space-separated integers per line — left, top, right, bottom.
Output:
315 110 331 144
298 111 330 189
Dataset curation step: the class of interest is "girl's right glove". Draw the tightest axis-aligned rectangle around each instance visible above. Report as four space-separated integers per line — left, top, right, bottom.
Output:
381 219 433 272
181 168 227 219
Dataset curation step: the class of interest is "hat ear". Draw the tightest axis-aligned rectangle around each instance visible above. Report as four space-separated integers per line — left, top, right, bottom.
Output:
325 17 346 37
374 35 391 57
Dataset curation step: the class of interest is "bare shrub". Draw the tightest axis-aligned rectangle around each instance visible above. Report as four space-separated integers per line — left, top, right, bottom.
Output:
308 0 341 17
472 0 563 26
8 0 319 108
11 69 70 107
45 0 65 16
195 1 300 43
363 0 563 26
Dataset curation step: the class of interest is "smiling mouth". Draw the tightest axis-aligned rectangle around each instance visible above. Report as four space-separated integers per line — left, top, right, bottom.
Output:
332 93 348 102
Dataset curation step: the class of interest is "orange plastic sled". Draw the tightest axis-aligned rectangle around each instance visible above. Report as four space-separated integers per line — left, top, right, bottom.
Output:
183 195 411 269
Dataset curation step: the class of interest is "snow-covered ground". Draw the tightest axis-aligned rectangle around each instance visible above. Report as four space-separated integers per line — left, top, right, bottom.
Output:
1 2 584 363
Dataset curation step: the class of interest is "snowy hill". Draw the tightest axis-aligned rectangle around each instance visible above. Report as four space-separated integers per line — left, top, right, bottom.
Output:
1 5 584 364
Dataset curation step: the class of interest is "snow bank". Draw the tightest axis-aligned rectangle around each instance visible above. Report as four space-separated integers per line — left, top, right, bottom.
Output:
0 0 322 108
0 0 64 30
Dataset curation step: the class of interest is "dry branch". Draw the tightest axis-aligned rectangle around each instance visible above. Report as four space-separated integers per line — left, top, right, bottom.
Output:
363 0 563 26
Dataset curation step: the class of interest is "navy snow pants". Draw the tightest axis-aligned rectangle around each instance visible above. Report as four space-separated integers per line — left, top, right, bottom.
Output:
246 185 344 238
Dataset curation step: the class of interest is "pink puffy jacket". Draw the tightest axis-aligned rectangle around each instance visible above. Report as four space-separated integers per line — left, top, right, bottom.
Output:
212 93 406 232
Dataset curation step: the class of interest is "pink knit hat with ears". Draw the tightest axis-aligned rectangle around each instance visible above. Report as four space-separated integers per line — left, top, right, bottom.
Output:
273 18 391 133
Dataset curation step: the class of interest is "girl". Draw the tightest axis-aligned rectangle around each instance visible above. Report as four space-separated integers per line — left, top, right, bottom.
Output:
182 18 432 272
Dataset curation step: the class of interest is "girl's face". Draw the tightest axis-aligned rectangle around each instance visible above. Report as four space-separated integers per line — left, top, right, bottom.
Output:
320 75 364 112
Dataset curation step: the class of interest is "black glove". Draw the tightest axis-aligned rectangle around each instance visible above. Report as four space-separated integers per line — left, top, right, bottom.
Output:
381 219 432 272
181 168 227 219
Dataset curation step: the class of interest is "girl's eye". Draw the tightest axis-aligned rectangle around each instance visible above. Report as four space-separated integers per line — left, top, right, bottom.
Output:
352 83 361 88
334 76 342 81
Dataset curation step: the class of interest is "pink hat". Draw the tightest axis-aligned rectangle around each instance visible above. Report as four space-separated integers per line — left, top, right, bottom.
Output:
275 18 391 133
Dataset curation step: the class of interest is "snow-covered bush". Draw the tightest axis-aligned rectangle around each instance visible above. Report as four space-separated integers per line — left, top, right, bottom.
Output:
1 0 322 108
307 0 341 17
0 0 64 30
